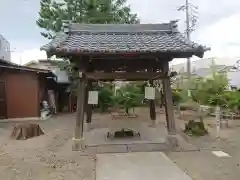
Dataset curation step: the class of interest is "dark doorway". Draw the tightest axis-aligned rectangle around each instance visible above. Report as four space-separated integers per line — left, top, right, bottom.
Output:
0 82 6 119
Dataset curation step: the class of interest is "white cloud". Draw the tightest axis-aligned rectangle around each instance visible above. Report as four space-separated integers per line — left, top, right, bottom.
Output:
9 38 48 64
11 49 47 64
197 12 240 59
9 0 240 65
170 12 240 66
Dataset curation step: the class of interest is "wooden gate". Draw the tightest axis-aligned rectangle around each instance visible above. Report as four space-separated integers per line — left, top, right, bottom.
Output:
0 82 6 119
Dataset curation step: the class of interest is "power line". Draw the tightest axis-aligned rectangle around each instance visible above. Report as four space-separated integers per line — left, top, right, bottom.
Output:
178 0 198 80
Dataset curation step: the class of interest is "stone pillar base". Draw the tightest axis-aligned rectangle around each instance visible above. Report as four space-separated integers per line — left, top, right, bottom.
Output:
220 119 228 129
72 137 85 151
84 123 92 132
148 120 156 128
166 134 178 148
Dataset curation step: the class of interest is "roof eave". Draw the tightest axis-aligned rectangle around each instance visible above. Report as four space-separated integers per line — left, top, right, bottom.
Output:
194 51 204 58
194 46 211 58
40 39 211 59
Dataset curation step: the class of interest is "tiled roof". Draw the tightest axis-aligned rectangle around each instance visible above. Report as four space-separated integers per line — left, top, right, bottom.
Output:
0 58 19 66
41 21 209 58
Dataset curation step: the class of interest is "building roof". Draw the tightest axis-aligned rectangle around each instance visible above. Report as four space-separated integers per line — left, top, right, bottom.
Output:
0 59 55 77
24 59 64 66
24 59 69 84
41 21 209 58
24 59 62 67
0 58 19 66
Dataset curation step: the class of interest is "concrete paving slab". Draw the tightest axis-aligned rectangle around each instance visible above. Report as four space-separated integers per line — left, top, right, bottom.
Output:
212 151 231 157
127 143 169 152
96 145 128 154
96 152 192 180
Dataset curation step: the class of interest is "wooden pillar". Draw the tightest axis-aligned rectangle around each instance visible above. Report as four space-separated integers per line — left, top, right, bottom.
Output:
160 89 164 108
86 80 93 123
162 61 176 134
149 79 156 121
69 92 72 112
72 71 85 151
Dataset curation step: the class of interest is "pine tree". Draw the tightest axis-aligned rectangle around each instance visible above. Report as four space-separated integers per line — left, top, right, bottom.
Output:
37 0 140 39
37 0 140 96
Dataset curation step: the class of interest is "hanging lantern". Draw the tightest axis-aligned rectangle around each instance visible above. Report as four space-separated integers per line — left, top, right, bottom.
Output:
145 87 155 100
88 91 99 105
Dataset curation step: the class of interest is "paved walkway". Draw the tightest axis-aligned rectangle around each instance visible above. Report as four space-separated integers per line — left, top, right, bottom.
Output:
96 152 192 180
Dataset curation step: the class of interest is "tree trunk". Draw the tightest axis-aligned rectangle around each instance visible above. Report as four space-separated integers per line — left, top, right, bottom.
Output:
125 108 129 115
160 90 164 108
11 123 44 140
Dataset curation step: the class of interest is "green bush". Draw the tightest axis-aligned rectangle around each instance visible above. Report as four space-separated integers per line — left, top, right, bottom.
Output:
208 93 228 108
224 91 240 112
93 85 114 112
172 89 183 105
116 84 144 114
179 101 199 111
190 73 229 106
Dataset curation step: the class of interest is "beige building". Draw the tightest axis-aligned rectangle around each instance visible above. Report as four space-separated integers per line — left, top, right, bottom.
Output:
0 35 10 61
25 59 69 83
171 58 240 89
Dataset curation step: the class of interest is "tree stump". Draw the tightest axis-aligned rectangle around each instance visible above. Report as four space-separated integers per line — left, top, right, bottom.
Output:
11 123 44 140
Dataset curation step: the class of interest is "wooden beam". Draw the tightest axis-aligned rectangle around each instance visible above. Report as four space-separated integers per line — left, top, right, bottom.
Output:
149 79 156 121
73 64 86 151
162 61 176 134
55 52 175 60
90 59 164 71
53 51 195 61
85 72 165 81
86 80 93 124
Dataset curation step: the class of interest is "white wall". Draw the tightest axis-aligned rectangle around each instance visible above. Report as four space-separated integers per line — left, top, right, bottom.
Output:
0 35 10 61
227 71 240 89
27 61 69 83
171 57 239 73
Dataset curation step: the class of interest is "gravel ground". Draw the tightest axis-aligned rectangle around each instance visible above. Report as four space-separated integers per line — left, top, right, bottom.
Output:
0 114 95 180
167 151 240 180
1 109 240 180
166 115 240 180
0 109 164 180
0 109 168 180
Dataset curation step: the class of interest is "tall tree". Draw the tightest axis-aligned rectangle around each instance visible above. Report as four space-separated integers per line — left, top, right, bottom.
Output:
37 0 139 95
37 0 140 39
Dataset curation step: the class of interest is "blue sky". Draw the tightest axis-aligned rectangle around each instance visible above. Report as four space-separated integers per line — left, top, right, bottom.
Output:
1 0 240 65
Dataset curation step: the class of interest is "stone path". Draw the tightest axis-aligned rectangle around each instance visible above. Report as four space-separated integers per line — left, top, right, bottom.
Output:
96 152 192 180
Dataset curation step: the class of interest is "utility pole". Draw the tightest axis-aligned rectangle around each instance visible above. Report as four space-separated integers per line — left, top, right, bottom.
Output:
178 0 198 80
185 0 191 80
